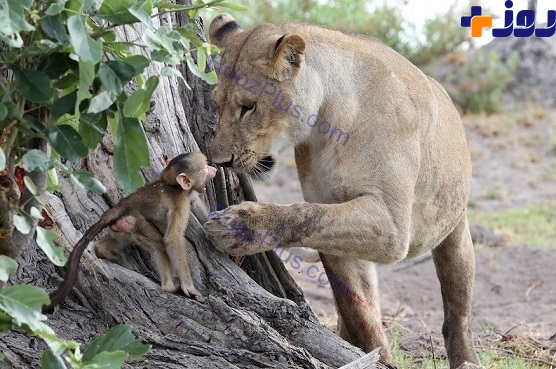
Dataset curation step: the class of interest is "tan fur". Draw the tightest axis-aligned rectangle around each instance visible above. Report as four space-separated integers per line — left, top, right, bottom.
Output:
205 14 480 368
93 152 215 297
47 153 216 310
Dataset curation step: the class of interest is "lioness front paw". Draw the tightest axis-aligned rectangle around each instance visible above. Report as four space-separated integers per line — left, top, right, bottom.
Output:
205 202 281 255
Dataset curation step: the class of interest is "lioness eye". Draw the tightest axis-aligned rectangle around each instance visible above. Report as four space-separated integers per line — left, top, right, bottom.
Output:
240 104 254 117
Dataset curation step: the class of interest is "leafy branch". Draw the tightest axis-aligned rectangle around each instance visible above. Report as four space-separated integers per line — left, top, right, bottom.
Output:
0 0 246 366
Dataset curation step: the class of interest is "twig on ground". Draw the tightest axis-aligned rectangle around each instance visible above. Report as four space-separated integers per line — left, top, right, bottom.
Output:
525 278 543 298
429 335 437 369
477 345 556 367
385 301 404 331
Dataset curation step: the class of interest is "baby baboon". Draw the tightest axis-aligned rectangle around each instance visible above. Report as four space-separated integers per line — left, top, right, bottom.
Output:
46 152 216 310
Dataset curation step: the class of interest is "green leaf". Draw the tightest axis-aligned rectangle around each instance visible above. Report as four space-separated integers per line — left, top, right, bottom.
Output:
67 15 102 63
23 114 45 133
0 103 7 121
52 91 78 120
40 15 69 43
142 28 168 50
13 213 32 235
123 76 158 118
111 111 149 193
160 66 190 89
215 1 248 11
22 40 59 57
70 171 106 194
123 55 149 76
76 61 95 117
150 49 173 63
80 0 103 12
30 207 42 221
155 2 204 10
128 8 153 29
143 27 183 65
0 311 12 331
37 53 73 79
83 324 150 363
24 176 38 196
22 150 54 172
41 350 66 369
188 8 199 19
54 73 79 90
46 124 88 161
97 61 135 95
186 55 217 85
0 256 18 283
98 63 123 95
79 113 107 148
0 148 5 172
88 90 118 114
0 352 4 361
175 26 203 48
46 168 60 191
0 285 48 314
98 0 150 25
36 227 67 267
13 67 54 103
104 60 135 85
197 46 206 72
0 285 55 341
83 351 127 369
45 0 68 15
0 0 35 48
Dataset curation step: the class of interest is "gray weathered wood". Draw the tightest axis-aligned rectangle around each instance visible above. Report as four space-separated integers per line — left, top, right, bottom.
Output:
338 348 382 369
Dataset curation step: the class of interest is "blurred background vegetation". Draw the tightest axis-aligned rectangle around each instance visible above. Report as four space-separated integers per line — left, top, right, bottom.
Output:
203 0 474 66
202 0 522 114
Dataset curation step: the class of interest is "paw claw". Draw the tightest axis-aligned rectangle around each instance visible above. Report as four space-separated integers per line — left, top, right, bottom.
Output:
205 203 278 256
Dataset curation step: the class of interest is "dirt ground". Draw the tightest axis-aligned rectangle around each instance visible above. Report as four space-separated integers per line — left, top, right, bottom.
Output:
251 109 556 360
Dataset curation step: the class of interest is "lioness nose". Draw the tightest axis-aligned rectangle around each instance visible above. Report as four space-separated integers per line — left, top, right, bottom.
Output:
212 154 234 168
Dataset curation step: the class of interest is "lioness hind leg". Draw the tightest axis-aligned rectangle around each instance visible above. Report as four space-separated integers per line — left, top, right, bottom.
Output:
319 254 394 366
432 215 481 369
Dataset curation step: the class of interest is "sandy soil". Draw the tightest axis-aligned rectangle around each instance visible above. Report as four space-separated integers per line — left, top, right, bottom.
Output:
251 111 556 357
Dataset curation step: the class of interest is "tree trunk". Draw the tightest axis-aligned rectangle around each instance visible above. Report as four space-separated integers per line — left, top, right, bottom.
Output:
0 6 374 369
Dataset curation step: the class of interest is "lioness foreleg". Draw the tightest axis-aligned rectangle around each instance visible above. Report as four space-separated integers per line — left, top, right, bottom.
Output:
432 215 480 369
320 254 394 365
205 196 411 263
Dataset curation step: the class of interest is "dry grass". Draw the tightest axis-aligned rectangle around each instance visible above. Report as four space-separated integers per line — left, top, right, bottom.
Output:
390 329 556 369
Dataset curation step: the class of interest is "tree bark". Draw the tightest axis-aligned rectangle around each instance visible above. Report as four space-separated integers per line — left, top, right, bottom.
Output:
0 6 374 369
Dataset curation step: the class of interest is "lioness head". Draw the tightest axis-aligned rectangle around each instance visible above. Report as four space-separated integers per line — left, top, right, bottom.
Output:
209 14 306 178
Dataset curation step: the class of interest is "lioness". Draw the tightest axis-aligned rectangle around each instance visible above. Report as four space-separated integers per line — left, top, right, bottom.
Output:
205 14 481 369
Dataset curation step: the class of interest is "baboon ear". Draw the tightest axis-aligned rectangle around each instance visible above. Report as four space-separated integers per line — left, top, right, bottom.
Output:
209 13 244 48
261 34 306 81
176 173 192 191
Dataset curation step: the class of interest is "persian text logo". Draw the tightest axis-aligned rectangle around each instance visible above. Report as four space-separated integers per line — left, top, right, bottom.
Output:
461 1 556 38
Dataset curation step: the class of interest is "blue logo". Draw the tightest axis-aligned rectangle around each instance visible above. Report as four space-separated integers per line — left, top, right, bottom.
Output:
461 1 556 38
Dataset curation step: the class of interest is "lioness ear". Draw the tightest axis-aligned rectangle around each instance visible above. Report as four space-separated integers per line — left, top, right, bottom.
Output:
209 13 243 48
176 173 192 191
261 34 306 81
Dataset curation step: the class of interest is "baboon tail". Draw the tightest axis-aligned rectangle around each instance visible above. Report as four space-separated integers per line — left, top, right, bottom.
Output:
44 207 124 312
